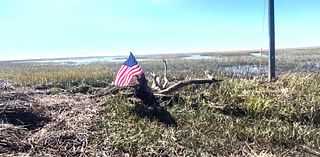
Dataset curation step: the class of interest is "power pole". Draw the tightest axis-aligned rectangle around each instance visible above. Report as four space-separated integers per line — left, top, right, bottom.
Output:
268 0 276 80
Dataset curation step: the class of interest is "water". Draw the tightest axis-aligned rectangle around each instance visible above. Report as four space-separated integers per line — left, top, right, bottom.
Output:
14 56 127 64
13 54 213 64
250 52 268 58
181 55 212 60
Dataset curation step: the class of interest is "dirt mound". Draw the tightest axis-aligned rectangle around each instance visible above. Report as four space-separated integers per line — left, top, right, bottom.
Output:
0 81 100 156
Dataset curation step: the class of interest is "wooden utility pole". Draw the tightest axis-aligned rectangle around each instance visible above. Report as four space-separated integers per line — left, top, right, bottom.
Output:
268 0 276 80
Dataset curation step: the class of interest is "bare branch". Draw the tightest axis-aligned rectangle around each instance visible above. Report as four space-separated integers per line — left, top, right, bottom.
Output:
162 59 169 89
157 79 221 95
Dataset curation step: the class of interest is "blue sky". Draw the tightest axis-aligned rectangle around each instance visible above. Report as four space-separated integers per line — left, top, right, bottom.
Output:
0 0 319 60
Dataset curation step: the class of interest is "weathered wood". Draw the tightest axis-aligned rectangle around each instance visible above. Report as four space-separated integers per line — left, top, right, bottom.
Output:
162 59 168 89
133 74 177 126
157 79 221 95
147 59 222 94
134 74 158 107
150 59 169 90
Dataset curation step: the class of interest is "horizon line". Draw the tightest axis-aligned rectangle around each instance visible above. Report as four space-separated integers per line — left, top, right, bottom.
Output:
1 46 319 62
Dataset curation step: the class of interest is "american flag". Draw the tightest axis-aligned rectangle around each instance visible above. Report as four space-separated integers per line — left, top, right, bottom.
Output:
114 52 144 87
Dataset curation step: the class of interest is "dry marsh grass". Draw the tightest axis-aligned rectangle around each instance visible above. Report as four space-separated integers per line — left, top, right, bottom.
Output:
92 74 320 156
1 48 320 156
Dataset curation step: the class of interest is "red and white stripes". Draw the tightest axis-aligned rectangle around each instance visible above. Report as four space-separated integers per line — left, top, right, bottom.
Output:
114 64 143 87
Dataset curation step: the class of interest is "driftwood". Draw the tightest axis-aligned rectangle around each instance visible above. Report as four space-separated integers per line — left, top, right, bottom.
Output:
86 59 222 125
151 59 169 90
162 59 169 89
151 59 221 94
150 59 221 94
107 77 220 97
129 59 221 125
134 74 177 126
106 59 222 98
136 59 220 104
135 74 158 107
106 59 221 99
158 79 220 95
108 59 221 98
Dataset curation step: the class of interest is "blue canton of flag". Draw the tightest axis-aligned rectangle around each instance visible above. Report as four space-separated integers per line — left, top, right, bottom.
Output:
114 52 144 87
